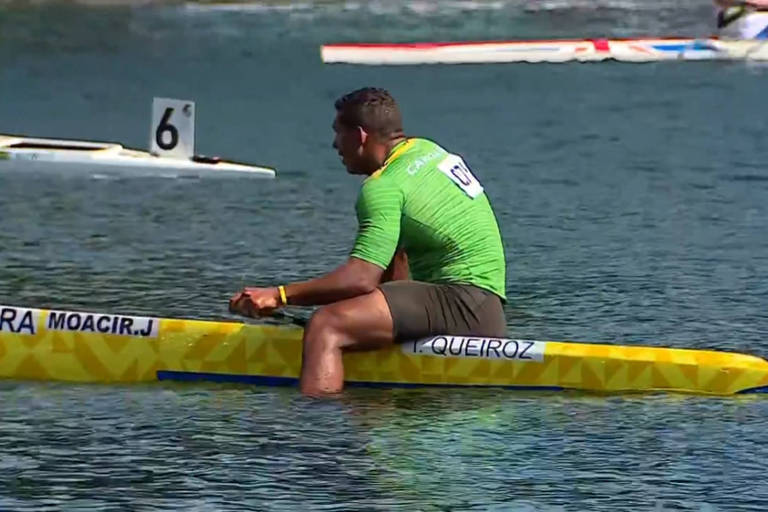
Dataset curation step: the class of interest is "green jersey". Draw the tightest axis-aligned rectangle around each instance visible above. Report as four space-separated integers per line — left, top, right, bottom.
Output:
350 137 507 300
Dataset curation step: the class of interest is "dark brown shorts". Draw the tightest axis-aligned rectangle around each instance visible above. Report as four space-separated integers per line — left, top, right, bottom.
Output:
379 281 506 342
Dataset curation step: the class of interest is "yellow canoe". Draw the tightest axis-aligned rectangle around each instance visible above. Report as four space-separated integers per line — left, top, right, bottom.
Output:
1 304 767 395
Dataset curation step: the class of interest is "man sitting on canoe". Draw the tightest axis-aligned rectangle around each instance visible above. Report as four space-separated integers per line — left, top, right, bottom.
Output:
715 0 768 39
229 87 507 396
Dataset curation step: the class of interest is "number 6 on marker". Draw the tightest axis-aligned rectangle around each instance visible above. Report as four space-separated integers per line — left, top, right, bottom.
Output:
155 108 179 151
149 97 195 160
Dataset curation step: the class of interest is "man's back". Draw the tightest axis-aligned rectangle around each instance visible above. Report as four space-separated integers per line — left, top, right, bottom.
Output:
352 137 506 300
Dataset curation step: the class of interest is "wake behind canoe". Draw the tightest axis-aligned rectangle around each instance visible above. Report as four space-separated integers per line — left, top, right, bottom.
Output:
1 304 767 395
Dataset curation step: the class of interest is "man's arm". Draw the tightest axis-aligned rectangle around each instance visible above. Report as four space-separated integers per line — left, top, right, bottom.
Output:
284 248 408 305
230 179 404 317
282 257 384 306
230 250 407 317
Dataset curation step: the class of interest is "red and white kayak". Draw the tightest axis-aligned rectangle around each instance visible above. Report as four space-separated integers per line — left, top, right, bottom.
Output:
321 37 768 65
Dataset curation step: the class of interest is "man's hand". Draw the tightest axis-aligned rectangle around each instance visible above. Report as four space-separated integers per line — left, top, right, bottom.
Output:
229 287 281 318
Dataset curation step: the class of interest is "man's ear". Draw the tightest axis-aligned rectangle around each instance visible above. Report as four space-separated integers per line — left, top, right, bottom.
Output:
356 125 369 146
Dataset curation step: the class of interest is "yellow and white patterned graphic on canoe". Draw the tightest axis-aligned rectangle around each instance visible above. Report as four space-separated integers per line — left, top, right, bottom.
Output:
1 305 768 395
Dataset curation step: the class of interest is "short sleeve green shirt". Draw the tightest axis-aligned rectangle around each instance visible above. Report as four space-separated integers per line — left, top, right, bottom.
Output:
351 138 507 300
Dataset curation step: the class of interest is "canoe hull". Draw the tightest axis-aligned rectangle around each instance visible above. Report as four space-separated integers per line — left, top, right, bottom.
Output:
1 305 767 395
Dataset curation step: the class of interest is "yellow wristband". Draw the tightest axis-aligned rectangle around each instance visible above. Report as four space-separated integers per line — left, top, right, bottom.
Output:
278 285 288 306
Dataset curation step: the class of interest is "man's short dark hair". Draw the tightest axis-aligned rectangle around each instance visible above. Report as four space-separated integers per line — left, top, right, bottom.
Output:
334 87 404 139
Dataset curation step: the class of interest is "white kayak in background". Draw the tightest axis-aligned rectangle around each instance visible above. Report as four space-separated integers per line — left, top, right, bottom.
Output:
0 97 276 178
0 135 276 178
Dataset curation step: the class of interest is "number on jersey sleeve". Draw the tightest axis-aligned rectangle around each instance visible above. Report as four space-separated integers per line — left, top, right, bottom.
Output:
436 154 484 199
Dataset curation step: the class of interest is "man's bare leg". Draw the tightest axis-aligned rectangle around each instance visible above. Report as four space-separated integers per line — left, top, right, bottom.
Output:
300 288 394 396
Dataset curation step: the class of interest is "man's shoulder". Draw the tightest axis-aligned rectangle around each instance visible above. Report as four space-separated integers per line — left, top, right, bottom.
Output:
385 138 448 176
401 137 446 159
358 169 400 202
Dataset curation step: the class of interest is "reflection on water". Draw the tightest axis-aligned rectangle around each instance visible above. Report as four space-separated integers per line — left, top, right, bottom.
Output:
1 384 767 510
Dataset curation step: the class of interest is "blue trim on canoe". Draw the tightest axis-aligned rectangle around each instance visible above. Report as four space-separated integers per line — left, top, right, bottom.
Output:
737 385 768 394
650 41 719 52
156 370 564 391
157 371 297 387
756 26 768 40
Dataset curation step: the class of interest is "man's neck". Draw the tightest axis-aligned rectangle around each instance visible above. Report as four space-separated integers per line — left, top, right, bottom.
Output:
382 136 408 162
362 135 408 176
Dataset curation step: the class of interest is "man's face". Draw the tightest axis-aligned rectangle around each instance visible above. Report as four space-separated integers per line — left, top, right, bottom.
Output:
332 113 368 175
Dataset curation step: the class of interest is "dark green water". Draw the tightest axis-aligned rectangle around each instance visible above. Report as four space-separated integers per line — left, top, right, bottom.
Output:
1 1 767 510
